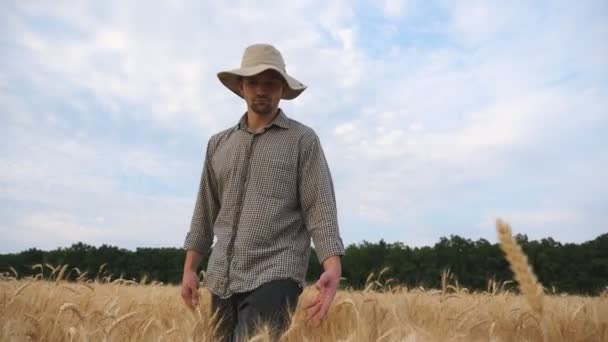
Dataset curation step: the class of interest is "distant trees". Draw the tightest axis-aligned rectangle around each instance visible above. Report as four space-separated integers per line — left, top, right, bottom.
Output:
1 234 606 295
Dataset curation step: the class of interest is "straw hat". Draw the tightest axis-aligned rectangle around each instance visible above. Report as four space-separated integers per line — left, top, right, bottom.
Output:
217 44 307 100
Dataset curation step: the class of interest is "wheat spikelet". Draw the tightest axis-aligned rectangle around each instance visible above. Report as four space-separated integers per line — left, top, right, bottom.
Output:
106 311 138 336
140 317 160 338
66 267 81 281
60 284 80 294
77 271 89 282
496 219 544 315
455 305 478 330
87 309 114 325
59 302 85 322
488 321 497 341
96 263 108 282
55 264 69 283
378 266 390 279
76 281 94 291
378 327 398 342
165 327 179 336
12 281 33 297
331 297 361 337
9 266 18 278
112 278 125 285
45 263 58 277
67 326 78 340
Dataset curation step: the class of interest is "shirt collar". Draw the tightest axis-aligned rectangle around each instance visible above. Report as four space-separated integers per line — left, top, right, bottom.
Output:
235 109 291 131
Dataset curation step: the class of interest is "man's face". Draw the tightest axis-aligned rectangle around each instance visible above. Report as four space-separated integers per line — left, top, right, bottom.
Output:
239 70 287 116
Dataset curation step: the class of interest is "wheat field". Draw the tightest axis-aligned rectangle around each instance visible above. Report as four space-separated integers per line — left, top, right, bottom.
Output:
1 221 607 341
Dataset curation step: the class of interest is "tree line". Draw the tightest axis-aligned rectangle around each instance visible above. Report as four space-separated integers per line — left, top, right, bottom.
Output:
1 233 606 295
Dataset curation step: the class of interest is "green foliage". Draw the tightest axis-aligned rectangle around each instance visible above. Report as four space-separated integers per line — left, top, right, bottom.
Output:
1 234 606 294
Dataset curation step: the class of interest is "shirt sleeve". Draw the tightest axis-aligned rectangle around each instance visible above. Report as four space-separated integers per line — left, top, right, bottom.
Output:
298 132 345 263
183 140 220 254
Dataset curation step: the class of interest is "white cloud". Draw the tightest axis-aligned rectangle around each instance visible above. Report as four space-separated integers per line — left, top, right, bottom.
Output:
475 207 590 244
382 0 409 19
1 1 607 252
447 0 521 46
505 209 582 226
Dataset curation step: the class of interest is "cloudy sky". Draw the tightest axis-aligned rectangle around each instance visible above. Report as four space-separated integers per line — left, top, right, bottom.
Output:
1 1 607 253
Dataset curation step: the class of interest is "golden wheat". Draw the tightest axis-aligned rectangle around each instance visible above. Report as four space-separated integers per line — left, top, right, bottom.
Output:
2 230 607 341
59 302 86 322
496 218 544 316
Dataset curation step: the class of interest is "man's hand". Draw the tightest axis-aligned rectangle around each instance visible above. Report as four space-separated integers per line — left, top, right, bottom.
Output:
181 269 200 308
304 255 342 327
181 250 203 309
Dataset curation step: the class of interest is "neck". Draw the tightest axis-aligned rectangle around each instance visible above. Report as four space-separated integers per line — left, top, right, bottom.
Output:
247 108 280 131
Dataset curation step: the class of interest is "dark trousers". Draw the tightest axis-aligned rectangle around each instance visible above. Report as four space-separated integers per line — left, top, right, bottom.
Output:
211 279 302 342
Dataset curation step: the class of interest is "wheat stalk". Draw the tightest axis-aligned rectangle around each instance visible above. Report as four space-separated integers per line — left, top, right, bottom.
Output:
496 219 544 316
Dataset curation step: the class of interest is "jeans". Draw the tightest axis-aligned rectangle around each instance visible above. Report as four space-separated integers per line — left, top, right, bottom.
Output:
211 278 303 342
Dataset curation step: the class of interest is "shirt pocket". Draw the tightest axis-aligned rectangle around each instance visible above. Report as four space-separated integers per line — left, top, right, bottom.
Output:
255 158 297 200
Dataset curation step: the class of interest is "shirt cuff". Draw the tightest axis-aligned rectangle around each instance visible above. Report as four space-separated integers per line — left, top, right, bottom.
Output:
314 238 345 263
183 231 211 254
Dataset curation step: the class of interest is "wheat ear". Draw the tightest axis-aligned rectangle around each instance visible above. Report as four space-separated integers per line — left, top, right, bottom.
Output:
59 303 85 322
496 219 544 315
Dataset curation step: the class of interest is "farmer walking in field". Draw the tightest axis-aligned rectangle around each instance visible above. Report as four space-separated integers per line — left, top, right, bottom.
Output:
181 43 345 341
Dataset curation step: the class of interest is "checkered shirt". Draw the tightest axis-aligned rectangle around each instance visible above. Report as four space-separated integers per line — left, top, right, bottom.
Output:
184 109 345 298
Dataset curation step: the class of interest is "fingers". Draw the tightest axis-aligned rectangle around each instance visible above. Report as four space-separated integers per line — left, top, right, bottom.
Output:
306 280 338 327
181 283 199 308
181 287 192 307
305 287 328 326
312 296 332 324
191 287 199 306
303 296 320 310
306 299 323 326
307 296 331 327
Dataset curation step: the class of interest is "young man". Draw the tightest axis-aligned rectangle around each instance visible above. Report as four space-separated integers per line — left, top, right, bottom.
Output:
181 44 345 341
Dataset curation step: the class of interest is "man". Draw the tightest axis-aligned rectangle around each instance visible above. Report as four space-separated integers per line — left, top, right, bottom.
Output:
181 43 345 341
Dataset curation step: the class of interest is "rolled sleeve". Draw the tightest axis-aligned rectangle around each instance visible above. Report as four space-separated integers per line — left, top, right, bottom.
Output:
184 141 219 254
298 132 345 263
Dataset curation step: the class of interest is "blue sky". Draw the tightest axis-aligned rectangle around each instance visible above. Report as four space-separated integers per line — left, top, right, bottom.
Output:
1 0 607 253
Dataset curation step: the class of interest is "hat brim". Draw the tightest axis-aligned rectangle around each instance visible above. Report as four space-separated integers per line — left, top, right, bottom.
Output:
217 64 307 100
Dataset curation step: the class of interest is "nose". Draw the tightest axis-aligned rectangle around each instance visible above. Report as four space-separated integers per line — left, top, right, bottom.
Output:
254 86 268 95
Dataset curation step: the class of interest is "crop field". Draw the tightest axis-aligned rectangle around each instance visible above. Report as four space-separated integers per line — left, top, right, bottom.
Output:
1 222 607 341
1 278 607 341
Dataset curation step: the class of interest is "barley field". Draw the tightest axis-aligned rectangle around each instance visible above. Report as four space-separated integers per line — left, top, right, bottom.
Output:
1 221 607 341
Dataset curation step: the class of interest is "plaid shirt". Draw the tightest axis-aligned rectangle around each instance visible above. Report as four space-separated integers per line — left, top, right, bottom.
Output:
184 109 344 298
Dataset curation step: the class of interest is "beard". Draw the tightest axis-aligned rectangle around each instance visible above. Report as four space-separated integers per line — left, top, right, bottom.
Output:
249 97 275 115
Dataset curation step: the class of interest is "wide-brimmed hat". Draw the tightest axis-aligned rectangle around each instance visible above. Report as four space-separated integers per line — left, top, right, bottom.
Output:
217 44 307 100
